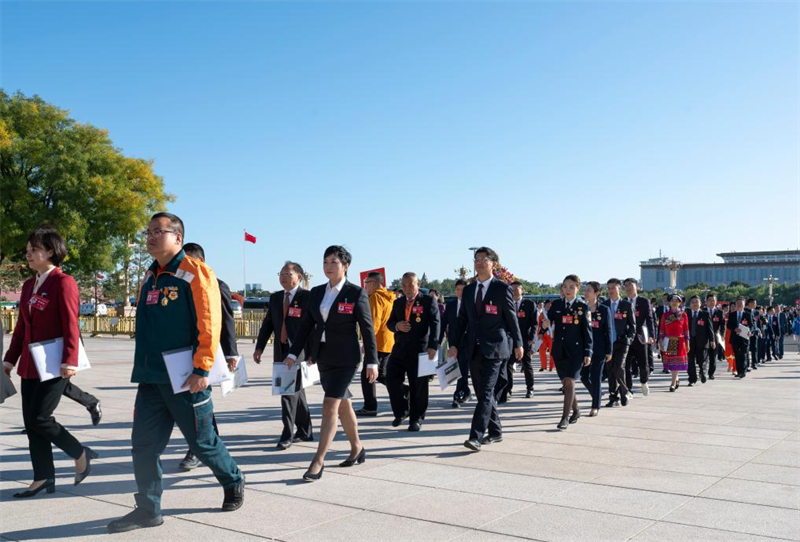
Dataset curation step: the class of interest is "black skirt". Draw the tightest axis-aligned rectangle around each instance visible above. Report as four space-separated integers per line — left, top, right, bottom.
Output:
555 356 583 380
317 344 357 399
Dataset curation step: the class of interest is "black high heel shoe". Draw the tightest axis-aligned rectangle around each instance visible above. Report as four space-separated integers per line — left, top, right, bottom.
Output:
339 447 366 468
13 478 55 498
557 418 569 431
302 465 324 482
74 447 99 486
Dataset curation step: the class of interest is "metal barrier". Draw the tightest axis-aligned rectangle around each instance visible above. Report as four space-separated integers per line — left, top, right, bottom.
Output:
1 311 269 341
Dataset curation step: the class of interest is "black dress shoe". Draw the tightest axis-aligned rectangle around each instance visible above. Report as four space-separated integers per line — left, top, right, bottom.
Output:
480 435 503 445
569 411 580 424
605 399 618 408
107 508 164 533
74 447 98 486
276 440 292 450
391 417 404 427
88 402 102 426
13 478 55 498
222 476 245 511
557 418 569 430
408 421 421 432
179 450 201 471
339 447 366 467
709 375 715 380
302 465 324 482
620 394 629 407
451 401 460 408
700 375 707 383
539 368 544 372
688 382 695 387
463 439 481 452
461 393 473 403
293 434 315 443
525 389 533 398
355 408 378 417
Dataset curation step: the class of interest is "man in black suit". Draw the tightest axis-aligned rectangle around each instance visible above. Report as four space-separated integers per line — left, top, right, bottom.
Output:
386 272 441 431
727 297 753 378
745 298 760 370
255 262 314 450
447 247 523 452
687 295 716 386
495 281 537 400
623 278 655 398
178 243 240 470
603 278 635 407
440 279 471 408
765 306 781 361
705 294 724 379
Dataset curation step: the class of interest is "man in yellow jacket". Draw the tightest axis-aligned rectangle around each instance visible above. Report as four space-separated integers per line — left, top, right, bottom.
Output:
356 272 401 416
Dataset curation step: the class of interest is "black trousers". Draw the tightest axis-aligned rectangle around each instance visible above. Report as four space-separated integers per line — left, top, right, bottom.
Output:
494 355 512 402
277 343 313 441
62 381 98 408
580 355 606 409
386 353 429 423
687 342 708 383
520 348 535 390
360 352 392 411
21 377 84 481
452 350 471 402
468 349 503 441
749 338 759 367
709 342 722 376
624 340 649 390
734 338 749 376
607 341 630 401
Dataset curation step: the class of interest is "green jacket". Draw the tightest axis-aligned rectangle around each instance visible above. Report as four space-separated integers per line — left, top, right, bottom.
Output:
131 250 222 384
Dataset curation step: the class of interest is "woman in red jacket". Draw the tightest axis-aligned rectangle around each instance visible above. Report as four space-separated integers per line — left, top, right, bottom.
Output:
3 226 97 498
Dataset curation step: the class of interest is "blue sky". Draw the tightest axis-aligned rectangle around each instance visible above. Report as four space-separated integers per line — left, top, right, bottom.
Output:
2 1 798 291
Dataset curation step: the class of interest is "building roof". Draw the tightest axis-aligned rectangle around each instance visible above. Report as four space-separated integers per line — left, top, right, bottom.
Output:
717 250 800 257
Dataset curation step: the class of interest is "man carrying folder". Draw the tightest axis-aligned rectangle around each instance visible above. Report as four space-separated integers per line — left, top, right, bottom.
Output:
107 213 244 534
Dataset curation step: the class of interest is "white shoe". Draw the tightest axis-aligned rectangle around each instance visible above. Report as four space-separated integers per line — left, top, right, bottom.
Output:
641 383 649 396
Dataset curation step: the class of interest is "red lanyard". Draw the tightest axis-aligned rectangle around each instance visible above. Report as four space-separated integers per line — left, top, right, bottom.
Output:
404 294 418 321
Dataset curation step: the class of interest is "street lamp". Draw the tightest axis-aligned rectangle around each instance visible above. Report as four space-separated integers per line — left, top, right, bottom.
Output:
763 274 779 305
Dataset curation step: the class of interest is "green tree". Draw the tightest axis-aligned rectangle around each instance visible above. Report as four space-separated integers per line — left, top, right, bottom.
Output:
0 90 172 294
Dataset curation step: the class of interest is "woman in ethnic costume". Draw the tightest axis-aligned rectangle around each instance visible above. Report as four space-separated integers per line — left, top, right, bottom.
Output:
659 294 690 392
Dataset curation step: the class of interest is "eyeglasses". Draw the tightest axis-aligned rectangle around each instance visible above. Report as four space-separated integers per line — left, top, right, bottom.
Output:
143 229 177 239
277 272 297 278
473 257 491 264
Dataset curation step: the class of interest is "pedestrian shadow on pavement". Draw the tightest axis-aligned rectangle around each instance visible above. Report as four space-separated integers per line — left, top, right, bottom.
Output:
2 518 112 539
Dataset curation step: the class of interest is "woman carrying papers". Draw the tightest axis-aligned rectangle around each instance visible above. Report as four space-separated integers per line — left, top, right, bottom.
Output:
284 245 379 481
658 294 690 392
3 226 97 498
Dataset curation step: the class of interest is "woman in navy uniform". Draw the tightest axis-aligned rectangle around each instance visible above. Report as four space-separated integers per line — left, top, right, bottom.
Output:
581 282 612 417
284 246 378 481
545 275 593 430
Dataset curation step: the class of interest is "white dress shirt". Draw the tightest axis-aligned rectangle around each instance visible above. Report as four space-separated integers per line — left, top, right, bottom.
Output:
33 266 56 295
474 276 493 302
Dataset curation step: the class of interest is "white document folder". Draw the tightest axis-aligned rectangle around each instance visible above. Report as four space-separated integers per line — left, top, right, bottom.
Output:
29 338 91 382
418 352 438 377
163 345 232 394
437 356 462 391
272 363 298 396
219 356 248 397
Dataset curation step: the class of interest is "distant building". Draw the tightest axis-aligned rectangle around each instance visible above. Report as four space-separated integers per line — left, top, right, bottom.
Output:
246 283 262 291
640 250 800 290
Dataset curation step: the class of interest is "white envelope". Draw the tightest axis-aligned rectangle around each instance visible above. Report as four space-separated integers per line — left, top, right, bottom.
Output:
29 338 91 382
418 352 438 377
163 345 233 395
436 356 461 391
219 356 248 397
272 363 298 396
300 361 320 389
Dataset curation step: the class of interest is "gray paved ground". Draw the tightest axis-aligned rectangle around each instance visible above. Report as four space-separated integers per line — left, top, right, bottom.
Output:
1 336 799 541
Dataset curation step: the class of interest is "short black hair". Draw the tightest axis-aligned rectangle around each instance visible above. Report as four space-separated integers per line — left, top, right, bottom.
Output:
706 293 716 300
586 281 601 293
183 242 205 261
623 277 639 286
367 271 384 284
473 246 499 263
323 245 352 266
746 298 756 305
563 274 581 287
607 278 622 287
28 225 67 266
150 212 184 239
510 281 522 287
455 279 467 287
689 295 700 302
283 261 305 276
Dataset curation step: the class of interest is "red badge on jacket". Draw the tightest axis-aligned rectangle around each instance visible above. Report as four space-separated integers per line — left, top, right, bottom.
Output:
146 290 160 305
288 307 302 318
30 295 50 311
338 302 354 315
485 304 498 315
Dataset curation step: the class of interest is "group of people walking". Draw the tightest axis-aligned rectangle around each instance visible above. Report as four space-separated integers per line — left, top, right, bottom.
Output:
2 216 797 534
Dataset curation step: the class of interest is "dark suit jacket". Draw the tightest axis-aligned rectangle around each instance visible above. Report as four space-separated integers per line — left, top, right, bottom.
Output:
765 315 781 338
514 298 538 348
452 278 523 361
688 309 715 349
387 292 441 359
547 298 593 362
727 310 753 348
439 297 461 346
4 268 81 379
589 304 613 359
256 288 312 361
779 312 789 334
628 297 655 344
218 279 239 358
289 281 378 368
708 307 725 335
602 298 636 346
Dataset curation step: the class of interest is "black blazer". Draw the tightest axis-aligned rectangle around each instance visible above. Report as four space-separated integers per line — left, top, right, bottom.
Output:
255 288 312 361
387 292 441 358
289 280 378 369
589 303 613 359
602 298 636 346
439 297 461 346
452 278 523 361
514 298 538 346
726 310 753 347
218 279 239 359
708 307 725 335
628 297 655 344
688 308 715 348
547 298 593 362
765 314 781 338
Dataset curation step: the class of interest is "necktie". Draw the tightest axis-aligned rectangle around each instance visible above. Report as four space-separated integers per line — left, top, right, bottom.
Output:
280 291 290 344
692 311 697 335
476 283 485 317
610 301 618 343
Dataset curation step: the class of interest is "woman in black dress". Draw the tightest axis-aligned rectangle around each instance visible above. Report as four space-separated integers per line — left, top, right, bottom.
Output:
284 246 379 481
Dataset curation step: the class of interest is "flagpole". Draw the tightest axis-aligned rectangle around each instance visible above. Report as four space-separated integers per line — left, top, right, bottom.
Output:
243 229 247 300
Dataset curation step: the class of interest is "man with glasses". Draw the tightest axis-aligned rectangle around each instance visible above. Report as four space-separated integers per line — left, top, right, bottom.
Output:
254 262 314 450
355 272 397 417
108 213 244 534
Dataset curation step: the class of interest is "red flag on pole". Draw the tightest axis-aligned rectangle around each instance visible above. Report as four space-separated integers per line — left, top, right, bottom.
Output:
244 231 257 244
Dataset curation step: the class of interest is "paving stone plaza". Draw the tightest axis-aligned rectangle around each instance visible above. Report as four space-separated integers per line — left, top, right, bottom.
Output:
1 337 799 541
